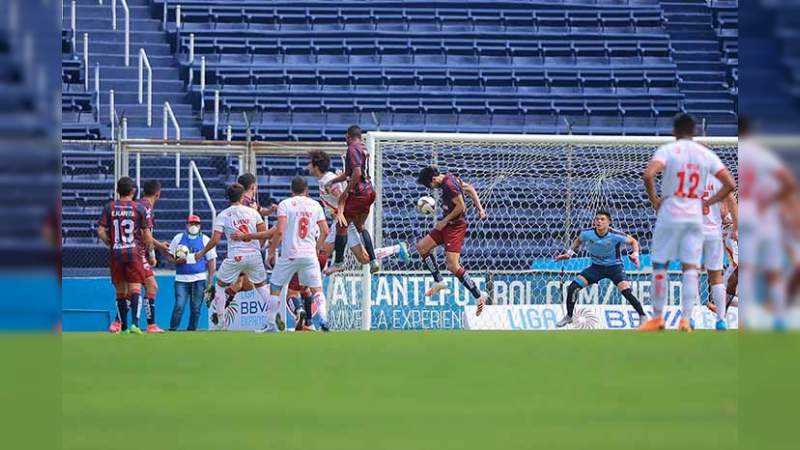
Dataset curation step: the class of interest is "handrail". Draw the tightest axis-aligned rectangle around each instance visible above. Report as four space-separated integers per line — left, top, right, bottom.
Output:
121 0 130 65
138 48 152 126
71 1 77 53
109 89 115 139
176 4 182 29
111 0 116 30
188 33 195 85
213 90 220 140
163 102 182 187
200 56 206 117
95 63 100 121
188 161 217 219
83 33 89 91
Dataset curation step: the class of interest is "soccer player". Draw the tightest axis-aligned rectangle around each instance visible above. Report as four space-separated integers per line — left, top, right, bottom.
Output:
194 183 281 331
554 210 646 327
415 166 489 316
738 117 796 329
700 177 738 330
308 150 410 268
232 176 329 334
641 113 736 332
323 125 380 274
133 179 167 333
96 177 154 335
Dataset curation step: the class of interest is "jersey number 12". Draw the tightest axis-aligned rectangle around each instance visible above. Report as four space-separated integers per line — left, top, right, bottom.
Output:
674 170 700 199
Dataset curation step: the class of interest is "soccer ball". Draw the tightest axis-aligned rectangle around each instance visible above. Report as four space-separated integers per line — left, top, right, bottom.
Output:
416 196 436 215
174 245 190 260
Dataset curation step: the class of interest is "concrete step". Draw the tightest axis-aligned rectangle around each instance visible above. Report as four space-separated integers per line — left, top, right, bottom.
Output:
112 90 192 105
89 52 177 66
110 103 195 117
99 78 186 92
125 126 204 139
103 66 182 79
66 4 154 20
67 18 163 32
78 29 169 44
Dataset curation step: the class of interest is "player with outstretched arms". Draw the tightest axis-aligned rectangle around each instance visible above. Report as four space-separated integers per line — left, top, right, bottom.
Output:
194 184 281 331
416 166 490 316
232 176 329 333
324 125 380 274
641 114 736 332
554 210 647 327
699 177 738 330
96 177 154 335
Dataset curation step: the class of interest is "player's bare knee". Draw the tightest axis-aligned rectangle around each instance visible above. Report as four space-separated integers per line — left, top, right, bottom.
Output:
446 260 461 274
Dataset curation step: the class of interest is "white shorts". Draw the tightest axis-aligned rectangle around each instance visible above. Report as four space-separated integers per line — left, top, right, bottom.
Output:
739 231 784 271
216 252 267 285
323 221 362 248
702 234 724 272
652 221 703 266
270 255 323 289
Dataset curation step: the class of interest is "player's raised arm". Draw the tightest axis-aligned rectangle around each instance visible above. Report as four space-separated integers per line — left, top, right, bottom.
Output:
626 234 641 268
642 159 666 211
461 180 487 219
195 231 221 261
555 236 582 260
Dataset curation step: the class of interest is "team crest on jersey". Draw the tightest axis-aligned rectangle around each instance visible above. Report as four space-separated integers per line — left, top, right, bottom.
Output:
234 256 242 262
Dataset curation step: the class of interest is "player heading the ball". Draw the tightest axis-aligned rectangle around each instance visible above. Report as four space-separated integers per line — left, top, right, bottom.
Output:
416 166 490 316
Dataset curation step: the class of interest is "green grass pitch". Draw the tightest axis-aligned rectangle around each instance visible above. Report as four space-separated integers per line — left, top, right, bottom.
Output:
62 331 737 450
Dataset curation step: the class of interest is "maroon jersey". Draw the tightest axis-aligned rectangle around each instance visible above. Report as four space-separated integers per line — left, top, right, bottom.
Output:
138 197 155 230
440 173 466 224
345 140 372 196
98 200 150 263
242 192 260 211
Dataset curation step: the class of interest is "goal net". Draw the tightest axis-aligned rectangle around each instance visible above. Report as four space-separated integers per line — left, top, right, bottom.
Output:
368 132 738 331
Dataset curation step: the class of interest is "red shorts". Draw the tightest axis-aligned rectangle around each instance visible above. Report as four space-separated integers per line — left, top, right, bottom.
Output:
288 252 328 291
110 257 148 285
428 221 468 254
343 189 376 222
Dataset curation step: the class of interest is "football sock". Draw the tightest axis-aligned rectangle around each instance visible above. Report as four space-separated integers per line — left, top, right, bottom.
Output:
621 288 646 317
711 283 726 320
422 253 444 283
360 230 377 262
114 293 125 322
213 285 227 327
681 269 699 322
334 233 347 264
565 281 581 318
455 267 481 299
303 292 314 325
770 280 787 318
116 299 129 330
145 296 156 325
313 291 328 324
129 293 141 327
255 285 280 329
651 266 668 318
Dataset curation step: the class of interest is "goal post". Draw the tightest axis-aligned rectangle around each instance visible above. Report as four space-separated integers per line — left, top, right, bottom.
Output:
366 132 738 331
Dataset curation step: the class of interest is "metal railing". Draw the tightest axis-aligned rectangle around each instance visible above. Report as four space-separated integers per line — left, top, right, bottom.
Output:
83 33 89 91
163 102 182 187
109 89 115 139
138 48 153 126
188 161 216 219
70 1 77 52
94 63 100 121
120 0 130 65
187 33 196 85
200 56 207 117
213 90 220 139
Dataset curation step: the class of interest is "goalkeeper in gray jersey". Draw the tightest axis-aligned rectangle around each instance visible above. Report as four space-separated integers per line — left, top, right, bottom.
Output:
554 210 647 327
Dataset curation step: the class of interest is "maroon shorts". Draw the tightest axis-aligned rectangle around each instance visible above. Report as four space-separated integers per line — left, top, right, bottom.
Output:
110 257 148 285
343 189 376 222
288 253 328 291
428 221 468 254
141 254 154 278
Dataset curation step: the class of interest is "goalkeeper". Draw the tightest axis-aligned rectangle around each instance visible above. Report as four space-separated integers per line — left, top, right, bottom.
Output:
554 210 647 327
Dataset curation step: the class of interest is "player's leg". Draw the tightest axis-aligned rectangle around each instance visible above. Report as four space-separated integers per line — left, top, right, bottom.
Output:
353 211 379 273
615 277 647 323
556 273 591 328
112 281 128 333
417 235 446 296
677 225 704 332
726 267 738 308
297 256 329 331
212 258 244 330
347 223 409 264
254 254 286 333
703 236 728 329
444 251 488 316
125 282 144 335
640 223 674 331
327 217 352 273
763 237 788 329
143 275 163 333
